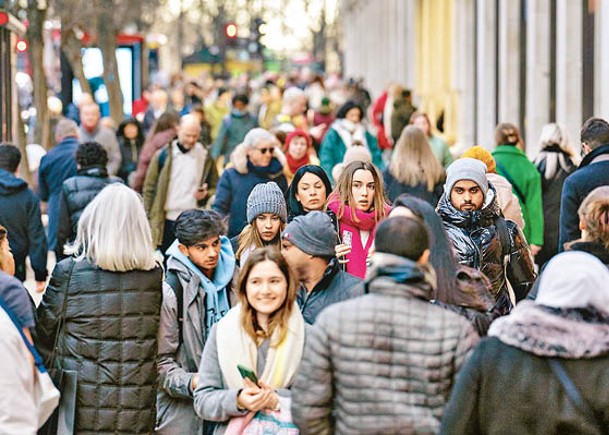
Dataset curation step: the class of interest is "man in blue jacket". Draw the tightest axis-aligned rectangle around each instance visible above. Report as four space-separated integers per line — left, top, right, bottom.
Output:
559 117 609 251
281 211 363 324
0 144 47 291
38 118 79 252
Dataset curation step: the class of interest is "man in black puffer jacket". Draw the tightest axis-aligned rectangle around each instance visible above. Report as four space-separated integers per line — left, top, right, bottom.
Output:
437 158 536 314
55 142 122 259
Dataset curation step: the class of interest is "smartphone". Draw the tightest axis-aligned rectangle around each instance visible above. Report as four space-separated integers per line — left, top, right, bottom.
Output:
237 364 259 386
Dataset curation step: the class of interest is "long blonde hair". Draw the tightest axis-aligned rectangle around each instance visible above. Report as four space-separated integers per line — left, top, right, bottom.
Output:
389 125 445 191
330 160 388 222
237 247 297 346
64 184 157 271
578 186 609 251
236 219 286 261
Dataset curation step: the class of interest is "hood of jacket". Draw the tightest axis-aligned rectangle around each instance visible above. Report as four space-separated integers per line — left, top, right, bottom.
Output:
77 165 109 178
365 252 433 301
0 168 27 195
436 184 501 230
229 143 287 175
166 236 235 291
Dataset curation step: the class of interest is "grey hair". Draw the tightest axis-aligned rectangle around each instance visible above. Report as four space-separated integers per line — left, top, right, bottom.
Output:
64 184 157 272
282 86 306 105
55 118 78 140
243 128 277 149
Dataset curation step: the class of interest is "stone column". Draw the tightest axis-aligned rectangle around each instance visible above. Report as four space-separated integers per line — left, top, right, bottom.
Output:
556 0 582 149
595 0 609 120
525 0 551 158
453 0 476 148
476 0 497 148
497 0 521 126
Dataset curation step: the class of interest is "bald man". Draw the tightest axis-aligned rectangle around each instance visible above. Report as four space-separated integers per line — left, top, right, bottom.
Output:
143 114 219 253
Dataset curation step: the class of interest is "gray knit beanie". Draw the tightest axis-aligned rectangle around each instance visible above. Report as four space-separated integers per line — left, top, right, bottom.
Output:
445 158 489 199
246 182 287 224
281 211 337 257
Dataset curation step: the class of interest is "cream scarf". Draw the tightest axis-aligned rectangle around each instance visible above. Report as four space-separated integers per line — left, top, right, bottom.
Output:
216 303 305 389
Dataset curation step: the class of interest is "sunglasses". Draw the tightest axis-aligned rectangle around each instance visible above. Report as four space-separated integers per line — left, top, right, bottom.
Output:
257 147 275 155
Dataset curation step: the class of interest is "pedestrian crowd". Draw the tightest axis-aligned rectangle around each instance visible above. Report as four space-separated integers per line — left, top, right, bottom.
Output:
1 71 609 434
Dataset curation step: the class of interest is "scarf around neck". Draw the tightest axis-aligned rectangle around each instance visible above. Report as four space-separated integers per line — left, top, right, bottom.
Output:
327 196 386 231
216 303 305 389
286 152 310 175
333 119 368 149
247 158 284 179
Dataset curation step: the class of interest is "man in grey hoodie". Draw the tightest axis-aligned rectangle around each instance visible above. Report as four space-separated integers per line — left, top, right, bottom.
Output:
156 209 236 434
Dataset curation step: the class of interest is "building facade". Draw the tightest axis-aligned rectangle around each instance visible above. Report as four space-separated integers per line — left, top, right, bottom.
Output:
340 0 609 157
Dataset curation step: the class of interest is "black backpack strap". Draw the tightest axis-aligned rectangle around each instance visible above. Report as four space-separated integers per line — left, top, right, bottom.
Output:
494 216 511 260
549 358 609 434
165 270 184 343
495 160 527 205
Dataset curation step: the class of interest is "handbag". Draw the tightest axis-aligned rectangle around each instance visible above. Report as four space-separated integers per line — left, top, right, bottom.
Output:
0 298 60 428
39 259 78 435
453 265 495 312
226 396 299 435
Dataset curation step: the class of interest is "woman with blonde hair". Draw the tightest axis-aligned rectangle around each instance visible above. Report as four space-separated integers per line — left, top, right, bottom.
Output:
533 123 578 266
194 247 305 433
327 161 391 278
384 125 446 206
569 186 609 263
35 183 163 434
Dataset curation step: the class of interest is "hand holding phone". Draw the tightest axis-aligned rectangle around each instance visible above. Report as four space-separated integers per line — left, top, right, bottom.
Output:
237 364 259 386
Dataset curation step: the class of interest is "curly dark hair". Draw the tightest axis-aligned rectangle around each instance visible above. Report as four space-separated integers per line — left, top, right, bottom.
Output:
76 142 108 168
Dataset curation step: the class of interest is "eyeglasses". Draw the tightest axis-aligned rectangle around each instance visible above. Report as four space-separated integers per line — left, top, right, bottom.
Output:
257 147 275 155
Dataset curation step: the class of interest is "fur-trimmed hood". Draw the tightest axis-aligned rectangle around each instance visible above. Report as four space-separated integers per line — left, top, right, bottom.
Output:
229 143 287 175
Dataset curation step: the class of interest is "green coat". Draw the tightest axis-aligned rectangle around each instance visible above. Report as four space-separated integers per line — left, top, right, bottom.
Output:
492 145 544 246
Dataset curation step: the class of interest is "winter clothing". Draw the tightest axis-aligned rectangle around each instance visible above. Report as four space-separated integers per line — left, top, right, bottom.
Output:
534 145 577 264
193 305 306 434
143 140 218 248
441 251 609 434
211 111 258 161
130 128 176 193
296 258 363 324
205 102 231 141
462 145 497 173
0 271 35 329
331 146 372 184
246 182 287 224
319 121 384 184
383 168 444 206
118 136 145 182
559 144 609 250
38 135 79 250
327 196 391 279
55 166 122 259
212 144 288 238
282 211 338 258
292 253 479 434
390 98 416 143
34 258 163 434
486 173 525 229
445 158 489 200
429 135 454 168
437 186 536 314
492 144 544 245
0 169 48 282
156 237 235 435
283 130 320 183
79 124 122 176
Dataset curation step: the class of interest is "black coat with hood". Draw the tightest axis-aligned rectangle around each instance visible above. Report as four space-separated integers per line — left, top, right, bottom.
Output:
437 186 536 314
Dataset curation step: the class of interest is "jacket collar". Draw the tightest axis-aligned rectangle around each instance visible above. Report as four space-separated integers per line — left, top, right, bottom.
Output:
567 240 609 264
305 258 341 295
580 143 609 168
77 165 108 177
436 184 501 230
364 253 433 300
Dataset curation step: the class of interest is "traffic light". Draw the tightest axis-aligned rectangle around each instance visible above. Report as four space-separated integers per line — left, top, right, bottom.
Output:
16 39 28 52
225 23 237 39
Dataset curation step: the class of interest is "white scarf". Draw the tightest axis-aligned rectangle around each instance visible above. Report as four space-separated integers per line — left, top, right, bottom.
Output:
216 303 305 389
333 119 369 150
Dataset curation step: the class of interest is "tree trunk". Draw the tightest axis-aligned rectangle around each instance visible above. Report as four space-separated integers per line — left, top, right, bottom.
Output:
26 1 50 148
61 28 92 96
97 0 124 125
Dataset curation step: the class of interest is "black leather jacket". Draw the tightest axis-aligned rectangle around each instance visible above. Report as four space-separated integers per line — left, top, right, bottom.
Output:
437 187 536 314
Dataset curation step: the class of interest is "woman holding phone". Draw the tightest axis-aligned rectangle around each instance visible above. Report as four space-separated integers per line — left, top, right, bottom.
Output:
327 161 390 278
193 247 305 434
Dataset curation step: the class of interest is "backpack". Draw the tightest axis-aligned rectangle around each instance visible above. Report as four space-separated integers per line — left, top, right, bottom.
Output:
165 270 185 343
494 216 517 306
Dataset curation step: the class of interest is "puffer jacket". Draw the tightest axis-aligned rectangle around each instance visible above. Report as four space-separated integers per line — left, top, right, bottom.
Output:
34 258 163 434
212 144 288 238
436 186 536 313
291 253 479 434
56 166 122 259
156 237 236 435
297 258 363 324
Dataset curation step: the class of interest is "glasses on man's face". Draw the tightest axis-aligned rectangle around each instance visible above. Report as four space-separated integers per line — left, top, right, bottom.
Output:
257 147 275 155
